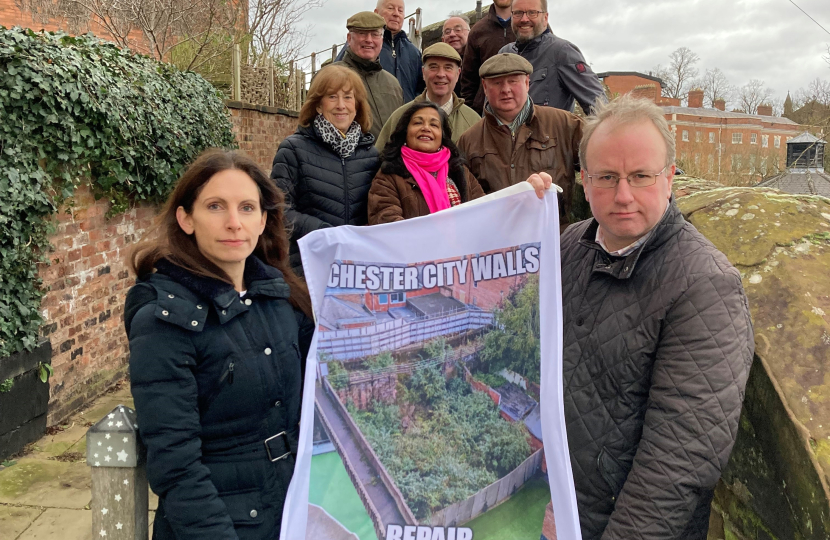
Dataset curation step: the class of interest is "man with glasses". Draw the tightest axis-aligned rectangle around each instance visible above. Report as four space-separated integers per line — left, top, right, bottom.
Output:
334 12 404 139
441 15 470 59
375 42 480 150
499 0 604 113
559 95 753 540
457 53 582 229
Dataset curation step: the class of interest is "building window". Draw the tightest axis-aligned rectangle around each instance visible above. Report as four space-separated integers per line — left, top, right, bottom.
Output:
749 154 756 173
762 135 769 148
694 154 700 168
774 136 781 148
709 132 715 143
732 133 742 144
761 158 767 175
390 292 406 303
708 155 714 172
682 130 689 142
750 133 757 144
731 155 741 171
696 131 702 142
378 294 388 305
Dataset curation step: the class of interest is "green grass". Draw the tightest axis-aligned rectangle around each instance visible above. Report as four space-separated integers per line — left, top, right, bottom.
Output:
309 451 374 540
466 477 551 540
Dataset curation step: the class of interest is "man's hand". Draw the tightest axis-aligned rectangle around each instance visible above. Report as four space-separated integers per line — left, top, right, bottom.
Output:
526 172 555 199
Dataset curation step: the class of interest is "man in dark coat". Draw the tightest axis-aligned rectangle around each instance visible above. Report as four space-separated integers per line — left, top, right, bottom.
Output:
442 15 470 59
458 0 515 114
559 94 754 540
335 0 424 102
499 0 605 113
333 11 404 139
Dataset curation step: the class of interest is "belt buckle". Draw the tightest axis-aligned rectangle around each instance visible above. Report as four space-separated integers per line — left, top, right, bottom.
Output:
264 431 291 462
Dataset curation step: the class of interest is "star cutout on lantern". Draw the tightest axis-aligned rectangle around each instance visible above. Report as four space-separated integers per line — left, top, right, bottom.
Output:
107 446 113 452
99 529 107 537
122 437 129 443
117 450 129 462
107 413 115 419
95 461 100 466
115 421 123 428
108 421 113 427
123 479 129 486
97 441 102 446
104 456 111 462
94 453 99 458
102 508 108 515
105 434 111 440
116 523 123 530
114 494 122 502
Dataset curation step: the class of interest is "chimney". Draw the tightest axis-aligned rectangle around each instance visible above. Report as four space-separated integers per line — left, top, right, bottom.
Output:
713 98 726 111
687 88 704 108
757 103 773 116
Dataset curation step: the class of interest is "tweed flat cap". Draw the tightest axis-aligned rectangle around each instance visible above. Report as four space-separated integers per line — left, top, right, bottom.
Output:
479 53 533 78
421 42 462 64
346 11 386 31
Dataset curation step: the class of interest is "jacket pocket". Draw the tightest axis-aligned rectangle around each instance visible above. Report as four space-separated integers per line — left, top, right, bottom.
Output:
597 446 634 499
220 488 265 527
529 67 549 105
526 137 558 173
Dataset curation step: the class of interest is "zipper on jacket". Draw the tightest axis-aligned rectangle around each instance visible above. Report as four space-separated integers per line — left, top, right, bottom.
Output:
227 362 235 384
342 158 351 223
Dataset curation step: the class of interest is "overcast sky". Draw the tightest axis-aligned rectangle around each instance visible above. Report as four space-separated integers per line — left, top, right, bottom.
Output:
295 0 829 103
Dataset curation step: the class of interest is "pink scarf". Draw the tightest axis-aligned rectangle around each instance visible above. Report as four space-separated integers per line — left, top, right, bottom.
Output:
401 145 452 214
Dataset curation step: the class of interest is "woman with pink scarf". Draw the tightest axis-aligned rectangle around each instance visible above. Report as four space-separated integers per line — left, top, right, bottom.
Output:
368 102 484 224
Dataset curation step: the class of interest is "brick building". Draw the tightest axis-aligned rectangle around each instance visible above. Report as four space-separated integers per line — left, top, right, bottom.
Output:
598 72 803 185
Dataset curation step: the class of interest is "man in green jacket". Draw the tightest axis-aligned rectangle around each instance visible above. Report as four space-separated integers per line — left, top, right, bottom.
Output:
375 42 480 151
334 11 404 139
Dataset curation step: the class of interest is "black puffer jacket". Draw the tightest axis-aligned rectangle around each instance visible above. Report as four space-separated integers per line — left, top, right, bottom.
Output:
270 124 379 275
125 257 314 540
560 200 754 540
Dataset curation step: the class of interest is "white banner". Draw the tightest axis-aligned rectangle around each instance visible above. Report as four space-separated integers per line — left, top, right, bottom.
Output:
281 183 580 540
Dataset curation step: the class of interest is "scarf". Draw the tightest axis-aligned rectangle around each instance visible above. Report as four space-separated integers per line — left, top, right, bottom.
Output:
401 145 452 214
314 114 362 158
486 97 533 139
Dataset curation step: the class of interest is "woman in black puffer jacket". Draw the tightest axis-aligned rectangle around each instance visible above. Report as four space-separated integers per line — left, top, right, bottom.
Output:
270 64 380 276
125 150 314 539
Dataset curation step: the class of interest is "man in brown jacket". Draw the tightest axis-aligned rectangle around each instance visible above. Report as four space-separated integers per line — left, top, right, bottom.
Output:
457 53 581 227
459 0 515 114
559 94 753 540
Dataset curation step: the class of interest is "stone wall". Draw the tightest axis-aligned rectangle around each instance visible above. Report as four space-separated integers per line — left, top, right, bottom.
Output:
34 103 300 425
226 101 300 173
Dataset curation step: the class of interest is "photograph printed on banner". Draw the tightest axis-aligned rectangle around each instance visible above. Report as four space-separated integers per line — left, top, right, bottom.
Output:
305 242 557 540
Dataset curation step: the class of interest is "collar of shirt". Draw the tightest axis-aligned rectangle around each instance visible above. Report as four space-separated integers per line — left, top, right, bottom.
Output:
496 16 511 26
428 95 454 116
595 201 671 256
487 98 533 139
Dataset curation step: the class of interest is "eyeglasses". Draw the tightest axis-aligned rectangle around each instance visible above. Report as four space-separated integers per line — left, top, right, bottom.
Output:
511 10 546 20
351 30 383 38
442 26 468 36
585 167 667 189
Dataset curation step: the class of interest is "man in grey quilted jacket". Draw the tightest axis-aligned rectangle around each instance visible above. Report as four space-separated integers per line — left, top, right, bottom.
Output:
559 94 754 540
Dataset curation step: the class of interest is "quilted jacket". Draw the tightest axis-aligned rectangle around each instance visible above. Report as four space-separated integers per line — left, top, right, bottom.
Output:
270 124 380 275
560 199 754 540
125 257 314 539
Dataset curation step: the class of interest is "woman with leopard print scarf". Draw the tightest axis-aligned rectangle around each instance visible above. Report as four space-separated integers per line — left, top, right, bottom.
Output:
270 65 380 276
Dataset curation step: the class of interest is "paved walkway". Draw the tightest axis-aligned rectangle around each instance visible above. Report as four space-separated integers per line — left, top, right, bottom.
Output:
0 381 157 539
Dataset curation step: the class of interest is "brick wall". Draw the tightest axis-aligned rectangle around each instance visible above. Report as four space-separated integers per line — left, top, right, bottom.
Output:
39 185 156 424
226 101 300 173
34 103 300 425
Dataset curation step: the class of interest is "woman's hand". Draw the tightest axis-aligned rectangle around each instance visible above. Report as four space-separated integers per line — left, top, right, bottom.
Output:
526 172 554 199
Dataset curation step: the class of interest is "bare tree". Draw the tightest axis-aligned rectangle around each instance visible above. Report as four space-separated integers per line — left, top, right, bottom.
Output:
653 47 700 100
696 67 734 108
737 79 775 115
15 0 322 70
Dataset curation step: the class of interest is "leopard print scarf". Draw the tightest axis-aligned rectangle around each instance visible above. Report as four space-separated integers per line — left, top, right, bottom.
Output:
314 114 363 158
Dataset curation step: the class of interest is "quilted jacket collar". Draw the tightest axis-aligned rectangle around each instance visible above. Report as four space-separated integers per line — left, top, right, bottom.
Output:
145 256 290 331
577 197 685 280
296 124 375 150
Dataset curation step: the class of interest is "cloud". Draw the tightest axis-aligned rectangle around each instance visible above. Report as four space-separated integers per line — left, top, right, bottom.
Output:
297 0 830 98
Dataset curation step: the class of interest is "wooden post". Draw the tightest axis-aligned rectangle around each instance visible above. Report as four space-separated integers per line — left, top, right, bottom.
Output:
87 405 149 540
331 44 337 62
268 58 275 107
476 0 483 22
310 52 317 78
232 43 242 101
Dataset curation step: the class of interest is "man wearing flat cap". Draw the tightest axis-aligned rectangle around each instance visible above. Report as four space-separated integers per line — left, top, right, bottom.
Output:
334 11 404 139
375 42 480 150
457 52 582 227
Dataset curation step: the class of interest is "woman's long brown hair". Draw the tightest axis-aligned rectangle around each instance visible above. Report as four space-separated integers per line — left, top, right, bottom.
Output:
130 149 312 317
